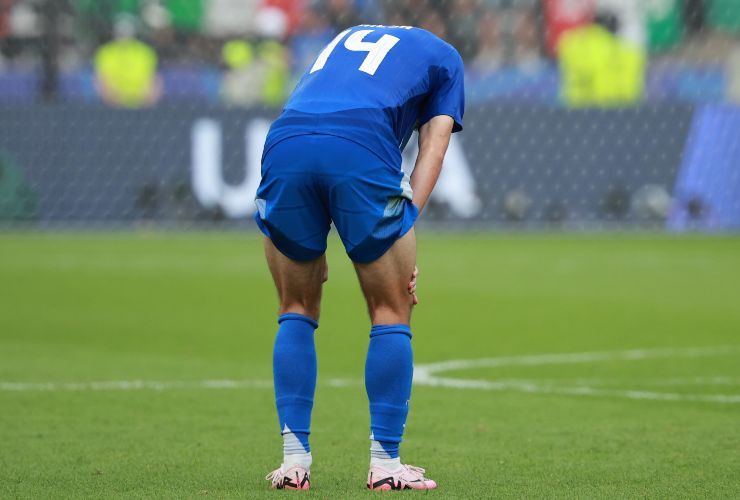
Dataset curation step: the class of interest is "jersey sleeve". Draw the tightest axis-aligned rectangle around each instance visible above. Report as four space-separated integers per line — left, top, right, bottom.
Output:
419 48 465 133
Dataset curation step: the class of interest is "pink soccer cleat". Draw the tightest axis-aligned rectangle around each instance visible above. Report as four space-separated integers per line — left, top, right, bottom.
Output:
367 464 437 491
265 464 311 490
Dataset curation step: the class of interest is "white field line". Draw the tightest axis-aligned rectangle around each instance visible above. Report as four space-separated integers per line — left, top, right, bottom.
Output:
412 376 740 404
3 376 739 394
521 376 740 387
0 379 274 392
413 346 740 375
2 346 739 403
411 345 740 404
0 378 364 392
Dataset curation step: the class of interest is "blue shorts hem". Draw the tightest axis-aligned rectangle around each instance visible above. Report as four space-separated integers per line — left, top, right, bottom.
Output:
254 211 270 238
254 213 326 262
346 201 419 264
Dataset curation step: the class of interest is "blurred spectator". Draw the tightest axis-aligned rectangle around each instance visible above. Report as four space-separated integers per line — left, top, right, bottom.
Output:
140 2 179 61
220 39 264 105
559 11 646 107
354 0 382 25
448 0 480 60
75 0 137 46
220 5 288 107
259 39 288 105
513 5 542 71
2 0 42 66
3 0 738 103
289 5 334 74
0 0 11 39
542 0 595 57
204 0 259 37
684 0 706 37
381 0 428 27
0 0 12 67
325 0 360 31
263 0 306 35
473 2 543 72
220 38 288 106
383 9 407 28
472 10 502 72
163 0 207 61
418 9 447 40
597 0 645 48
94 14 161 107
255 6 289 105
255 5 288 39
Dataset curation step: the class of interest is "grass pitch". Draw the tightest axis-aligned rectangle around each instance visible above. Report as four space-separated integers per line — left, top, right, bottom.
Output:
1 232 739 498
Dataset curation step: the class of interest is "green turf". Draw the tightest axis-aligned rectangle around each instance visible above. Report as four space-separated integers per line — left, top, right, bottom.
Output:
1 232 739 498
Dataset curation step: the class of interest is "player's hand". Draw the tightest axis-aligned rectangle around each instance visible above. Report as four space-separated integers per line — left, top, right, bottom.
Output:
408 266 419 305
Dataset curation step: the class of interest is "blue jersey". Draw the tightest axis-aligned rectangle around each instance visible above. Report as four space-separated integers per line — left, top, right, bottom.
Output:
263 25 465 169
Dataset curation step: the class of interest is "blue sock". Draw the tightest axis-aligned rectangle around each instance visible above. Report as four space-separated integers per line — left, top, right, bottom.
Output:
273 313 318 458
365 324 413 461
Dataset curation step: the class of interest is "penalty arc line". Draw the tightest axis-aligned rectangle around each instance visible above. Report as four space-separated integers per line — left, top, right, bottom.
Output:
412 345 740 404
412 376 740 404
413 345 740 374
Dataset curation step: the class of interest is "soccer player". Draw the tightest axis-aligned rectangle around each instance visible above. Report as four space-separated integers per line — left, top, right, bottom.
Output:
256 24 464 491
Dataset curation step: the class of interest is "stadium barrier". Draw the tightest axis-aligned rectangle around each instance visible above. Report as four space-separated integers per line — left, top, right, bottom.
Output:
0 103 738 229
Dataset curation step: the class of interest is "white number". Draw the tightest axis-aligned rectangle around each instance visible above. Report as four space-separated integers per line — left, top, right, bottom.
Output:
310 29 351 74
344 30 400 75
310 29 400 76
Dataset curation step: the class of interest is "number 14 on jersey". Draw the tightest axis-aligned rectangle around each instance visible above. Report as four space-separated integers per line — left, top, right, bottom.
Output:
311 29 401 76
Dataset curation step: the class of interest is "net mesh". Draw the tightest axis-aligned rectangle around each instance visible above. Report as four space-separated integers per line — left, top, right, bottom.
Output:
0 0 739 229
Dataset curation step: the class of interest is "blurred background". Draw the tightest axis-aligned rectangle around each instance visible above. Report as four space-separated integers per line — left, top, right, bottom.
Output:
2 4 740 496
0 0 739 229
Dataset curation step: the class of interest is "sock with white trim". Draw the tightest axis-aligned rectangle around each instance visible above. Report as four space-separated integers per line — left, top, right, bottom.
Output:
273 313 317 468
370 438 402 470
365 324 413 467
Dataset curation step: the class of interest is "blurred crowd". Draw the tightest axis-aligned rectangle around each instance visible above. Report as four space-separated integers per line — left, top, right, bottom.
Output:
1 0 739 107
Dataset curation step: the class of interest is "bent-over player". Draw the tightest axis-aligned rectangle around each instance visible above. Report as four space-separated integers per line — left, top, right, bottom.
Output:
256 24 464 491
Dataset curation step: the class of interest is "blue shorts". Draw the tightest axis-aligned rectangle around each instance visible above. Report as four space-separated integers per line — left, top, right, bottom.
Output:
254 135 418 263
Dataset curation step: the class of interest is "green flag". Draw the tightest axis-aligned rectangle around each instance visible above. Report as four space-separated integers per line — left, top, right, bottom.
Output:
710 0 740 32
165 0 203 33
645 0 683 52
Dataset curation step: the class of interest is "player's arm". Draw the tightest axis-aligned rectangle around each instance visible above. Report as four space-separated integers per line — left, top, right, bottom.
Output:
409 115 455 213
411 45 465 212
407 117 453 306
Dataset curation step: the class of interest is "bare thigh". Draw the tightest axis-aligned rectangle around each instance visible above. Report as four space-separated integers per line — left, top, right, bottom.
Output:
353 228 417 326
263 237 327 321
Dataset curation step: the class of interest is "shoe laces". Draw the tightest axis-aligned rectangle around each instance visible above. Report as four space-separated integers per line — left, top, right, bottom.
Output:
402 464 427 479
265 468 283 487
